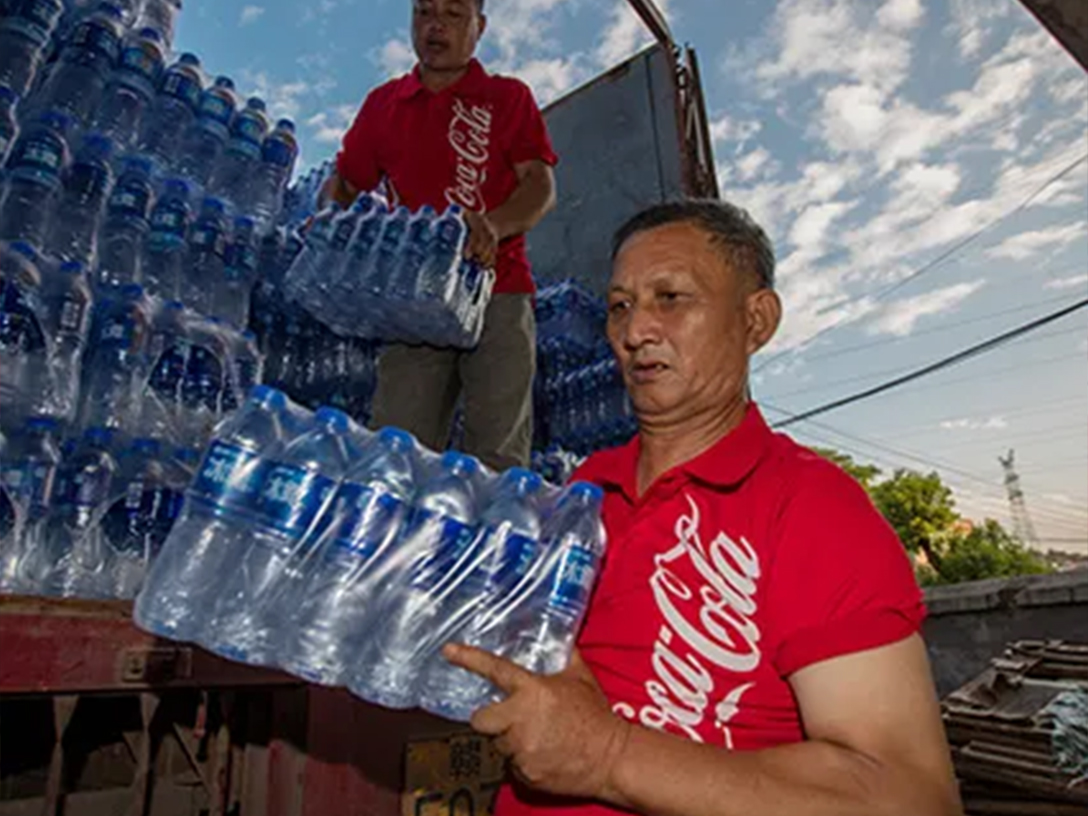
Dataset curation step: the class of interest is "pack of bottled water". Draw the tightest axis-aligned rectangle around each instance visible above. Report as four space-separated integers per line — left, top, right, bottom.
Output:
134 385 607 721
282 193 495 349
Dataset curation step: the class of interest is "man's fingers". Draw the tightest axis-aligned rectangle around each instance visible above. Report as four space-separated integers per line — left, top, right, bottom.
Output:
470 697 515 736
443 643 532 694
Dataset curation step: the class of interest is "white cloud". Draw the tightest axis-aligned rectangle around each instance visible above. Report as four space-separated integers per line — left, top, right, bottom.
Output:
595 0 665 68
306 104 358 144
877 0 923 31
237 70 333 121
373 37 415 78
947 0 1013 59
868 280 985 336
709 115 762 150
787 200 856 253
1044 274 1088 291
940 416 1009 431
986 221 1087 261
239 5 264 26
504 57 586 105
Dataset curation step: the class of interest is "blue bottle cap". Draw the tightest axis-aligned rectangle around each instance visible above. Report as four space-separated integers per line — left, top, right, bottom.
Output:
234 215 256 232
121 283 144 299
441 451 479 477
315 407 350 433
275 118 295 132
163 299 185 311
136 27 162 43
568 481 603 502
79 132 114 161
250 384 287 410
246 97 266 111
95 2 124 21
26 416 59 432
58 260 86 276
506 466 543 494
123 155 154 177
0 86 18 106
177 52 201 68
214 76 235 90
38 108 72 135
201 196 226 215
241 330 256 341
419 204 437 217
378 426 415 451
8 241 39 263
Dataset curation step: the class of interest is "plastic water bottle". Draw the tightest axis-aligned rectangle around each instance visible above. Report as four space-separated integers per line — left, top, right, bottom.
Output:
134 0 180 51
350 450 480 709
134 385 288 640
364 205 409 296
138 52 203 173
36 259 93 422
91 27 164 152
80 283 150 432
419 467 544 720
306 197 374 314
179 315 228 444
205 406 351 666
334 203 386 310
100 437 184 599
46 133 114 267
29 3 123 128
391 205 436 302
0 416 62 591
138 299 187 442
418 205 465 308
0 86 19 167
209 97 268 218
279 426 416 685
0 241 48 422
180 196 228 313
503 483 605 676
219 215 258 328
174 76 237 196
232 330 263 404
0 110 71 249
251 118 298 234
36 426 118 598
95 154 152 290
141 177 191 300
0 8 54 98
283 203 339 305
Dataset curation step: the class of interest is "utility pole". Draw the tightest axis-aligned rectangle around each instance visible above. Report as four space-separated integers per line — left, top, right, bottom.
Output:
999 449 1040 548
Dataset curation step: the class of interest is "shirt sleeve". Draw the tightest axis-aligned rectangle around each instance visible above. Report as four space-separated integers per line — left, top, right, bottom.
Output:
505 81 558 167
766 455 926 678
336 91 384 193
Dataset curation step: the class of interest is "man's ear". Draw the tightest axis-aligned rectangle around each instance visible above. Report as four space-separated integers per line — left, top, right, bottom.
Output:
478 12 488 38
746 288 782 356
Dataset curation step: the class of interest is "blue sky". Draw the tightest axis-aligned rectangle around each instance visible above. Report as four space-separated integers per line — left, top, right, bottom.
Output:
174 0 1088 553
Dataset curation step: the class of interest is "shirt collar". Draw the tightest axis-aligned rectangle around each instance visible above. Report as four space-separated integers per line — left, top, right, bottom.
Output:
395 58 489 100
576 403 774 502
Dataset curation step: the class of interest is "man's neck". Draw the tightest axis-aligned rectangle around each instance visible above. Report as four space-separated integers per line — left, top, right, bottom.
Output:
635 395 749 498
418 62 471 93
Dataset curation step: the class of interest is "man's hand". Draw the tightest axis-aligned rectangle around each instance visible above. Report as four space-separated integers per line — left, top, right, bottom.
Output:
443 644 630 799
461 209 499 269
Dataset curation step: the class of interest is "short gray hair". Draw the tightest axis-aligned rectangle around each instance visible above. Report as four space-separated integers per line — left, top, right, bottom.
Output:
611 198 776 290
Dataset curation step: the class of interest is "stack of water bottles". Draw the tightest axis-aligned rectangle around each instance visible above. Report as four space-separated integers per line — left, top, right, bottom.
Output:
283 192 495 349
134 386 607 721
249 225 380 422
533 280 636 457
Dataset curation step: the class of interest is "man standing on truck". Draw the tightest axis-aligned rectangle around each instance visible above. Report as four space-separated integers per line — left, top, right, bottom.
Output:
446 200 964 816
322 0 557 471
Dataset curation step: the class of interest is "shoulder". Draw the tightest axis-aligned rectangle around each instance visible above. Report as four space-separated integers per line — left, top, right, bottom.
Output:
570 440 634 488
764 433 881 524
481 69 539 104
362 75 410 108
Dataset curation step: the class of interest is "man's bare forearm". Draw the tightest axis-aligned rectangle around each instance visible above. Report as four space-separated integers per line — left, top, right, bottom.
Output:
487 164 555 240
601 724 961 816
319 172 358 210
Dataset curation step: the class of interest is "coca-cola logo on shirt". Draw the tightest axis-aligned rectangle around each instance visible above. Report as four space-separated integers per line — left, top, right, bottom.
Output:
613 494 762 748
446 97 492 212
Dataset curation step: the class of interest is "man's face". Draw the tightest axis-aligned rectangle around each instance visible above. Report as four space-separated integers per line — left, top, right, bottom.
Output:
412 0 484 72
607 222 776 427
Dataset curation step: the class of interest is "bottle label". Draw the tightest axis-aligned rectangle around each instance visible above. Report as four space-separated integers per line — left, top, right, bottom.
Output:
406 508 477 589
21 0 62 31
71 21 120 60
16 138 64 173
120 44 158 80
102 483 182 555
331 483 403 557
148 339 189 398
97 313 137 350
549 544 598 619
224 242 258 278
54 465 113 510
181 343 224 410
150 206 187 236
200 94 232 124
233 114 266 146
109 184 150 217
0 460 56 514
162 71 201 107
189 441 265 516
57 291 90 336
191 226 225 257
490 531 539 591
1 281 47 353
252 464 336 539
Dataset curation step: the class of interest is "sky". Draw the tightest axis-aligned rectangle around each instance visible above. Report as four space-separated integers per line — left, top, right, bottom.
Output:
174 0 1088 554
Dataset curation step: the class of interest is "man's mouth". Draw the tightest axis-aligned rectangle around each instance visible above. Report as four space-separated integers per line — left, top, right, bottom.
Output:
425 38 450 53
629 361 669 383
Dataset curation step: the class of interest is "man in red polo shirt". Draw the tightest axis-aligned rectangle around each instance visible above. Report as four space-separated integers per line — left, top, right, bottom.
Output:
445 200 963 815
322 0 557 470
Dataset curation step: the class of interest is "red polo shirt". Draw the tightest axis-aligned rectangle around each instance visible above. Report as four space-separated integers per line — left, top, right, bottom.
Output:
336 59 558 295
497 403 926 815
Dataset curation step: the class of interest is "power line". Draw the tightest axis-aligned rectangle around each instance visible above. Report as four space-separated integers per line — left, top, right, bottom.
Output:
754 150 1088 374
770 296 1088 429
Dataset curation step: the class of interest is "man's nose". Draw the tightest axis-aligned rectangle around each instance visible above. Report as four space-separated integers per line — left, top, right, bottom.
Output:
620 302 662 351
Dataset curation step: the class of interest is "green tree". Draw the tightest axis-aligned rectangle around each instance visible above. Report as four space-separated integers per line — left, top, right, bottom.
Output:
814 449 1053 586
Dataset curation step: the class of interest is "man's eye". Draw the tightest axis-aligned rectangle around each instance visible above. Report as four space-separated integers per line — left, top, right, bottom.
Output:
608 301 630 315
